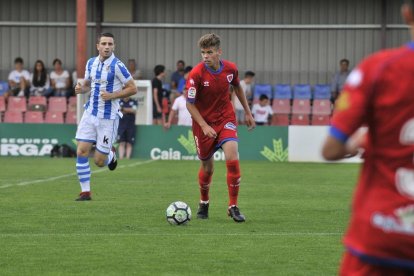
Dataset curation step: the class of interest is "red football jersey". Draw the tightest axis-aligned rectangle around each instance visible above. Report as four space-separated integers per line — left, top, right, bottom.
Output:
185 60 240 124
330 42 414 267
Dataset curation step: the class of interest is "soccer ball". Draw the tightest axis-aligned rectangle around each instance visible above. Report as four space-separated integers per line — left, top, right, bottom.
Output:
166 201 192 225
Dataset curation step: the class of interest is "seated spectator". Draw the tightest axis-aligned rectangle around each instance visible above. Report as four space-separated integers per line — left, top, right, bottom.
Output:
7 57 30 97
30 60 51 97
127 59 142 80
232 70 255 125
50 58 71 97
252 94 273 125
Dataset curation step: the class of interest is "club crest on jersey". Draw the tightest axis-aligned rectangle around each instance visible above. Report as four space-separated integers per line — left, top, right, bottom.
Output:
188 87 196 99
224 122 237 131
227 74 233 83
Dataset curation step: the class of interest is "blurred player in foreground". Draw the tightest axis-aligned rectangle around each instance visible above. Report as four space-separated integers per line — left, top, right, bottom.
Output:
322 1 414 274
74 33 137 201
186 33 255 222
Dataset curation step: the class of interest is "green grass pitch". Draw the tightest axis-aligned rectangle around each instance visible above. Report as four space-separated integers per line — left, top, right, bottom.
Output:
0 157 359 275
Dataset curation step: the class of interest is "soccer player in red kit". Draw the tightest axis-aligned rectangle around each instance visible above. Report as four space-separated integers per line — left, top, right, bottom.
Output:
185 33 255 222
322 1 414 274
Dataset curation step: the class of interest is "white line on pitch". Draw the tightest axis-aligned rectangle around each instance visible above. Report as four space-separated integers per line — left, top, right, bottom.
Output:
0 160 155 189
0 232 342 237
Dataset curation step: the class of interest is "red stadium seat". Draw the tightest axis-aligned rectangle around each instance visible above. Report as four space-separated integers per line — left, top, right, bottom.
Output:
312 115 331 125
4 111 23 123
271 114 289 126
291 114 310 125
68 96 77 112
291 99 311 114
28 96 47 111
45 111 64 124
65 111 77 124
272 99 291 114
7 96 27 112
0 96 5 113
24 111 44 123
48 97 67 113
312 99 332 115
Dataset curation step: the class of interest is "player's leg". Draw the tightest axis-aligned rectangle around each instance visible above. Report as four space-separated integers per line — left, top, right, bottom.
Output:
94 117 119 170
221 140 245 222
126 142 133 159
197 158 214 219
118 142 126 159
125 124 136 159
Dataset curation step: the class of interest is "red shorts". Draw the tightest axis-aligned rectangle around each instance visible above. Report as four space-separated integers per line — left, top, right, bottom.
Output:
192 120 238 160
340 251 414 276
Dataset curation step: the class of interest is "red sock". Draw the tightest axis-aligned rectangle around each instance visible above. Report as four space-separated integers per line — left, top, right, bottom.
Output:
198 167 212 202
226 160 241 206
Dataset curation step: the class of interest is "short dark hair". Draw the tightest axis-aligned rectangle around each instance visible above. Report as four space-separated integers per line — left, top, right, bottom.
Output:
97 32 115 43
259 94 269 101
340 59 350 65
53 58 62 66
14 57 23 64
245 71 255 78
184 66 193 74
177 60 185 66
154 65 165 76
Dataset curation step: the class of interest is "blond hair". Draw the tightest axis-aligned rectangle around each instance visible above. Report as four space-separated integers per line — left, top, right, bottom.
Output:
198 33 221 49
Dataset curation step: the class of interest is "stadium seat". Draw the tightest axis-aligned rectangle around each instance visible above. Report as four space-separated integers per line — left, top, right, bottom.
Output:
28 96 47 112
273 84 292 99
0 96 5 113
68 96 77 112
271 114 289 126
272 99 291 114
0 81 8 96
291 114 310 125
292 99 311 114
313 84 331 99
4 111 23 123
45 111 64 124
24 111 44 123
7 96 27 112
48 97 67 113
253 84 273 100
65 111 77 124
312 99 332 115
312 115 331 125
293 84 312 99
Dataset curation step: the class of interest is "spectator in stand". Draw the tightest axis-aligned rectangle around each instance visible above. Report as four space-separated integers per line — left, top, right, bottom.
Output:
232 71 255 125
118 97 138 159
127 59 142 80
165 66 193 128
152 64 167 125
251 94 273 125
30 60 51 97
331 58 350 102
50 58 71 97
7 57 30 98
170 60 185 93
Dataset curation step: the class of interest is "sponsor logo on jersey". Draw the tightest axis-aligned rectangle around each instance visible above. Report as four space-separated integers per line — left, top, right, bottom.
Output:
91 78 108 85
227 74 233 83
203 81 209 87
224 122 237 131
188 87 196 99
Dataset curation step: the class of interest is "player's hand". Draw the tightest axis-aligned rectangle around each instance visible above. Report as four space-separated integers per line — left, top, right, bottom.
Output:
245 113 256 131
100 91 116 101
74 82 83 94
202 125 217 139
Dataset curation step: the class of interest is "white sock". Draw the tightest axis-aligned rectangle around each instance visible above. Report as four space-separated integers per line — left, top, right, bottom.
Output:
80 182 90 192
107 150 115 164
200 200 209 204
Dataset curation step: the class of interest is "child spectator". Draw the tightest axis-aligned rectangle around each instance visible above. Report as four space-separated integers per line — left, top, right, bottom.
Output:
251 94 273 125
7 57 30 97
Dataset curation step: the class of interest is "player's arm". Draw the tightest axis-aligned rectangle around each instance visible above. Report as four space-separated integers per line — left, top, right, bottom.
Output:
153 87 162 112
233 84 255 130
164 109 176 129
101 79 137 100
75 79 91 94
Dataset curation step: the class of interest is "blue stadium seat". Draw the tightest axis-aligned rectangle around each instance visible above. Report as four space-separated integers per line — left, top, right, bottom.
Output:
313 84 331 99
253 84 273 100
273 84 292 99
293 84 312 99
0 81 9 96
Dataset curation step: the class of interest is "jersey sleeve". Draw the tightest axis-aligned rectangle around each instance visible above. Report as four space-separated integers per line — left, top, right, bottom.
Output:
84 58 93 81
115 61 133 85
330 58 376 143
231 65 240 87
185 69 200 104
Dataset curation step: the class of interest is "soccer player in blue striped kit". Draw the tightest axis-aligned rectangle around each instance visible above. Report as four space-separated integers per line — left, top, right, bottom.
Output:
74 33 137 201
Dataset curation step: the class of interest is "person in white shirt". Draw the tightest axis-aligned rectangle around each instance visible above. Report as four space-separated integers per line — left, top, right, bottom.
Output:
50 58 71 97
251 94 273 125
232 71 255 125
165 66 193 128
7 57 30 97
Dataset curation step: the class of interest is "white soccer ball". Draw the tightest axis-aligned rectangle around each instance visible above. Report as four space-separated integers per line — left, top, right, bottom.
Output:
166 201 192 225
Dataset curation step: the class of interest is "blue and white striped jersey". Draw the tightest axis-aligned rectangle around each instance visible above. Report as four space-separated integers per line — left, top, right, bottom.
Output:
84 53 132 119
